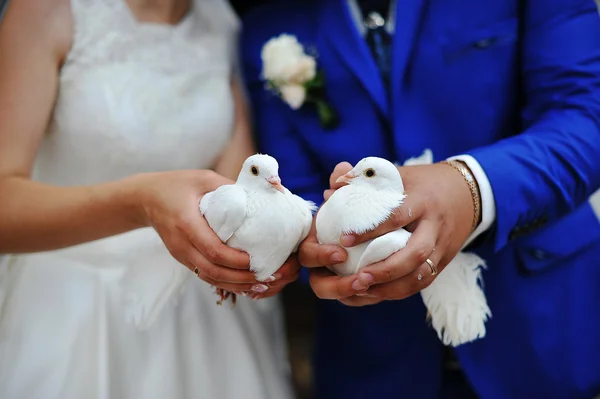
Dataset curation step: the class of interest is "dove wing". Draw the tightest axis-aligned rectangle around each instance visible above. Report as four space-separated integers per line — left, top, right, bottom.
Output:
357 229 412 269
200 185 248 243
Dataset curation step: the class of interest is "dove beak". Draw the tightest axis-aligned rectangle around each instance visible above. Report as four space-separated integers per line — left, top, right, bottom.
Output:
335 170 357 184
266 176 285 193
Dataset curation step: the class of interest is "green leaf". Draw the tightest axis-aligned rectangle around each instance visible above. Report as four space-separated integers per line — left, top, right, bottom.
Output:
315 100 340 130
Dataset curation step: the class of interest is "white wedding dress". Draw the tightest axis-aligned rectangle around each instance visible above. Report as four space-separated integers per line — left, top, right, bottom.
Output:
0 1 294 398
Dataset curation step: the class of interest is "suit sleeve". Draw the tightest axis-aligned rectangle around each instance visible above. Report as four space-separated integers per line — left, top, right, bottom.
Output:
469 0 600 251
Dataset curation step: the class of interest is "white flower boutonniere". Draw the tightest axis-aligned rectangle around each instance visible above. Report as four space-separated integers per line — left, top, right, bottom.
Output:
261 34 339 129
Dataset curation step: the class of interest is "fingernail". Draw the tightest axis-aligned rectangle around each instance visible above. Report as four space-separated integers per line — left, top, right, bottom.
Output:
359 272 374 285
351 273 374 291
330 252 344 263
341 235 356 247
266 275 277 282
356 292 370 297
251 284 269 293
250 292 262 300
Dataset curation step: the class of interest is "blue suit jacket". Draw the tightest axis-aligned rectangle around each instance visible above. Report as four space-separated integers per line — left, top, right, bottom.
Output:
241 1 600 398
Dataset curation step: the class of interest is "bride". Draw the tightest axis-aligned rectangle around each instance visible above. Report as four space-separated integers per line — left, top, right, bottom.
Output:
0 0 296 398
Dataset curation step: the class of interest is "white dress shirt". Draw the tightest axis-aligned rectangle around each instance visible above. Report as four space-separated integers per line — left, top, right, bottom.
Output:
347 0 496 245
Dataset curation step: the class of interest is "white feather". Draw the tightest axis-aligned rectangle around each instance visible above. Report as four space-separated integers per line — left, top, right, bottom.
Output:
317 153 491 347
200 186 248 243
421 253 490 346
201 154 316 282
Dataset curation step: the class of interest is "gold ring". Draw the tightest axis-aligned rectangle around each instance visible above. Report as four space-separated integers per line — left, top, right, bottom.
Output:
425 258 437 276
193 267 199 276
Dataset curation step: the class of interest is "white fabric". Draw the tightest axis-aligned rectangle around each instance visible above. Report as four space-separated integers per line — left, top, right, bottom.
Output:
346 0 497 241
590 189 600 221
0 1 294 398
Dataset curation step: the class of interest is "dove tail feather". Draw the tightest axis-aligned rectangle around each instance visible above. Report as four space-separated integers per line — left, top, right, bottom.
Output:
420 252 491 347
306 200 318 214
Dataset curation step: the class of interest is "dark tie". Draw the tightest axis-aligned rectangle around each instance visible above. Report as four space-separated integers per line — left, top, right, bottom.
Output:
357 0 392 89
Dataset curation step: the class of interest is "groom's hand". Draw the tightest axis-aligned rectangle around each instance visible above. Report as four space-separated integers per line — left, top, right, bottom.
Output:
301 161 475 307
299 162 383 305
332 163 475 304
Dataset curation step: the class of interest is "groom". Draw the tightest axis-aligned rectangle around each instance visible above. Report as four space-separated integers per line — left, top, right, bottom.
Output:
241 0 600 398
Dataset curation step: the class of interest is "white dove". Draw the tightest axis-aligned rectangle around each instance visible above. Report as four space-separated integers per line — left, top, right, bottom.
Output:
200 154 316 304
316 155 491 346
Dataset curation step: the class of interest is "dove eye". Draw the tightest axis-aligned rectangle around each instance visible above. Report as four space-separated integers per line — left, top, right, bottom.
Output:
364 168 376 178
250 166 259 176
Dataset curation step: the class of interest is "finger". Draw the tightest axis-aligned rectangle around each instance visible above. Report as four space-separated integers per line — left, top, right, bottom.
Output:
323 189 335 202
298 219 347 267
329 162 353 189
299 241 347 268
341 195 425 247
199 170 235 193
309 268 370 300
250 282 292 300
189 217 250 269
197 271 262 293
359 219 438 286
177 254 256 293
268 272 300 290
187 247 258 284
250 290 280 300
271 257 301 282
364 242 443 300
245 274 301 300
338 296 383 307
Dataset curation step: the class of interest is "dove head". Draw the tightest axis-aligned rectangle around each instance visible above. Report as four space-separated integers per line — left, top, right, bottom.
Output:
237 154 285 193
336 157 404 192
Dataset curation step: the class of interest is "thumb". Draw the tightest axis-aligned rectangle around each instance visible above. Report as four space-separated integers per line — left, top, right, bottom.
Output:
330 162 353 189
199 170 234 193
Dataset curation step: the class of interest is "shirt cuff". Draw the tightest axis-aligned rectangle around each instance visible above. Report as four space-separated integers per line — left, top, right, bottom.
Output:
448 154 496 248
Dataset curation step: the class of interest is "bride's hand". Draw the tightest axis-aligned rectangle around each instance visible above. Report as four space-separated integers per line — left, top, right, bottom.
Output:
131 170 264 292
242 255 301 300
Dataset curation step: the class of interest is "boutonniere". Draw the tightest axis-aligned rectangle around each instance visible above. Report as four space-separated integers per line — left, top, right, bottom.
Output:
261 34 339 129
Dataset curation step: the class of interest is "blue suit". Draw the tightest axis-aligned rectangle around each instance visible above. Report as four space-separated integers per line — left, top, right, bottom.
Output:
241 1 600 398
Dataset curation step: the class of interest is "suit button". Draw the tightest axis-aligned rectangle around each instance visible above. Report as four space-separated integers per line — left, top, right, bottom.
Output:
531 249 547 260
509 228 520 240
473 38 495 49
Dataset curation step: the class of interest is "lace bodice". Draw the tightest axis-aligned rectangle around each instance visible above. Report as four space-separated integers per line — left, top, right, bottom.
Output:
35 0 240 185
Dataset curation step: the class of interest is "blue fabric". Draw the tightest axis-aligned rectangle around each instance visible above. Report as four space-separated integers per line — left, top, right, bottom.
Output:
241 0 600 397
357 0 390 17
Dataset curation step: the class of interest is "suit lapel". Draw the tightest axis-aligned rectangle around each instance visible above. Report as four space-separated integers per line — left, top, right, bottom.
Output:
320 0 389 117
390 0 427 109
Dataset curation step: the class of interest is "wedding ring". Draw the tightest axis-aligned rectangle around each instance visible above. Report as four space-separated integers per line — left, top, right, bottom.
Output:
193 267 199 276
425 258 437 276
